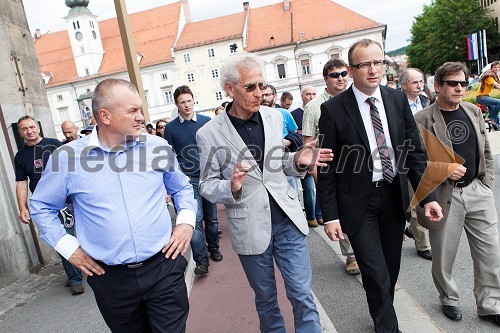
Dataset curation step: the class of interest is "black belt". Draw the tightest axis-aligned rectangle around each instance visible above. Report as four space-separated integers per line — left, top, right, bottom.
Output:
102 251 164 269
451 179 474 188
372 179 391 188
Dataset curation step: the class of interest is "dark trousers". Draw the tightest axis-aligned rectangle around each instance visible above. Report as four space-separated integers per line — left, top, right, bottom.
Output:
87 254 189 333
347 182 405 333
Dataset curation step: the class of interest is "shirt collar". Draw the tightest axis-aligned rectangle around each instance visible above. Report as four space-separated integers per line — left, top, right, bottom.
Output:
86 125 147 152
352 84 383 107
179 112 197 123
226 103 261 129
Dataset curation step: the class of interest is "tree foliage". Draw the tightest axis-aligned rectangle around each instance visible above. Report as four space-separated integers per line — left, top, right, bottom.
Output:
406 0 500 74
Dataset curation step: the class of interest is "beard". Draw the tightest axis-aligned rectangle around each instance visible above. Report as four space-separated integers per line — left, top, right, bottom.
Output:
260 100 273 107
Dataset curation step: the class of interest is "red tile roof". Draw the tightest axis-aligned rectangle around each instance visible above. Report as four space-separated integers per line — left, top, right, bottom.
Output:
175 12 246 51
246 0 384 52
34 2 181 87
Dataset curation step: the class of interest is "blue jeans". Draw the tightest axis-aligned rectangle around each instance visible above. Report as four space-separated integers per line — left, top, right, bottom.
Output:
190 178 219 266
60 223 83 286
238 217 321 333
477 95 500 124
300 174 322 221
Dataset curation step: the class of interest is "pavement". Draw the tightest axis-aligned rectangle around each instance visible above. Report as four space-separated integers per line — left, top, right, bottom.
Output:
0 131 499 333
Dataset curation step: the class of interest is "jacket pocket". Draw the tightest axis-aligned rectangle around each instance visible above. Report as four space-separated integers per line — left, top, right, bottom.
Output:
226 205 249 219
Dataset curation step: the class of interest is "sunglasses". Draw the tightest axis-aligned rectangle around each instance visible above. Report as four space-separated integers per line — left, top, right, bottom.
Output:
327 71 348 79
157 125 165 129
239 82 268 92
443 80 468 88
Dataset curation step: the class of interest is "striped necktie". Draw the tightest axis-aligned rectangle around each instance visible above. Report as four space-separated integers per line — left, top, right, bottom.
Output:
366 97 394 183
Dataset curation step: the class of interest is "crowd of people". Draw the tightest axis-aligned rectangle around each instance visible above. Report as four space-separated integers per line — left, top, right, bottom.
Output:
13 38 500 333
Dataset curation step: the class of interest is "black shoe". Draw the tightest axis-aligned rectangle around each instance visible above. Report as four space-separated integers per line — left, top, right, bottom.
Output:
479 314 500 326
209 249 223 262
70 284 85 295
404 227 414 239
442 305 462 321
194 263 209 275
417 249 433 260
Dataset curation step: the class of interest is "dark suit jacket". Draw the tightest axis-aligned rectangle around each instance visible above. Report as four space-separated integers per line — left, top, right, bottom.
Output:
317 85 436 235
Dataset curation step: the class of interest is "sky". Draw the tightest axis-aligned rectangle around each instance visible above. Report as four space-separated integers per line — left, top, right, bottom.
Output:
22 0 432 51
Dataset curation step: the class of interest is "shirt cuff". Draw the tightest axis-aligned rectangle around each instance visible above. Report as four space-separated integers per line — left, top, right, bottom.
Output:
323 219 340 225
176 209 196 228
54 234 80 260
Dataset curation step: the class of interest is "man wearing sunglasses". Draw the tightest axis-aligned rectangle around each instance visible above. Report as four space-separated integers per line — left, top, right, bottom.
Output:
196 53 333 332
414 62 500 326
317 39 443 333
302 58 359 276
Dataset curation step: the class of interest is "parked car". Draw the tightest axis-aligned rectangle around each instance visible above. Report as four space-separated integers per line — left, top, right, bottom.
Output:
467 77 480 91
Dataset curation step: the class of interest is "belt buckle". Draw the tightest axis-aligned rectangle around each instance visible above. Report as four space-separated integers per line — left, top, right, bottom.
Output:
126 262 143 269
374 180 384 188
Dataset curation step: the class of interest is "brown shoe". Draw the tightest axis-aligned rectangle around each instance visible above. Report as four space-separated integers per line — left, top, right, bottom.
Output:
317 218 324 226
345 259 360 275
307 219 318 228
70 284 85 295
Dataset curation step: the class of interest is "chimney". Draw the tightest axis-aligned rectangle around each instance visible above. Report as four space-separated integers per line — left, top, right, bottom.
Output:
181 0 192 23
35 29 41 39
283 0 290 11
243 2 249 11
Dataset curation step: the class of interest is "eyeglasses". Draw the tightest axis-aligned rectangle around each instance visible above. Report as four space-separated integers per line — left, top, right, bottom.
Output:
262 93 274 98
327 71 348 79
350 60 386 69
157 125 165 129
239 82 268 92
443 80 468 88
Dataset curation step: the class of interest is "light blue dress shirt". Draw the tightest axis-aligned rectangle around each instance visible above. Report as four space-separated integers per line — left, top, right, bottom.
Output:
30 127 196 265
276 107 298 137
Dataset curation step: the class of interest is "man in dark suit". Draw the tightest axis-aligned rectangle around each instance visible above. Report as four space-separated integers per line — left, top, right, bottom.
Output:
317 39 443 333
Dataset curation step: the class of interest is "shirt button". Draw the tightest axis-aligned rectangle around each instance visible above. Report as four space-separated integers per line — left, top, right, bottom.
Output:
264 203 269 208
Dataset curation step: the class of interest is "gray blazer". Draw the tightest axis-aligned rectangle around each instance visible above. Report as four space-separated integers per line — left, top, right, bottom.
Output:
414 101 494 230
196 106 308 255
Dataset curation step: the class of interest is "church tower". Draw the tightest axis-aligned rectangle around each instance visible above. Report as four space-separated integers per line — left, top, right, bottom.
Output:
64 0 104 77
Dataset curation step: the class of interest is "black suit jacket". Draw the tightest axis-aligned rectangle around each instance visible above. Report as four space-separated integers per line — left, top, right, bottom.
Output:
317 85 435 235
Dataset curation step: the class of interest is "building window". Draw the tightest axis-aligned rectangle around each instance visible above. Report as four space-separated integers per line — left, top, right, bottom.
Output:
90 21 94 29
330 53 340 59
277 64 286 79
495 17 499 31
229 43 238 53
187 73 195 82
84 68 90 76
183 53 191 63
144 90 149 107
208 48 215 58
58 107 70 122
161 73 168 80
80 46 85 54
164 90 174 104
301 59 311 75
194 95 199 105
57 94 63 101
76 21 80 29
211 69 219 78
72 22 76 30
215 91 223 101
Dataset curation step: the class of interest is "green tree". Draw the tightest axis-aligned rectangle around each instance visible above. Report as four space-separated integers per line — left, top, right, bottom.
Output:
406 0 500 73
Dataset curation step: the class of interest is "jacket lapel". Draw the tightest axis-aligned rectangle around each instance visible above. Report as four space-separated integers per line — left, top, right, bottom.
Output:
430 103 455 161
218 111 263 180
380 86 399 150
342 88 370 150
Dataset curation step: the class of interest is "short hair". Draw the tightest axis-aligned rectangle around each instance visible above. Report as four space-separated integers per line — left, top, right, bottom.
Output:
17 116 38 129
492 61 500 67
92 79 137 120
323 58 348 77
266 84 277 95
348 39 383 65
173 85 193 103
280 91 293 102
434 62 469 87
300 85 315 95
400 68 424 85
220 53 264 90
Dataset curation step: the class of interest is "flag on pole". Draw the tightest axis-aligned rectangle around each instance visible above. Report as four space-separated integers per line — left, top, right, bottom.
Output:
482 29 488 64
466 33 478 60
478 30 484 59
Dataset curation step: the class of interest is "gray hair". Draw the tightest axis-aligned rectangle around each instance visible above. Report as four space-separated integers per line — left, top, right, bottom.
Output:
300 85 316 96
220 53 265 91
400 68 424 85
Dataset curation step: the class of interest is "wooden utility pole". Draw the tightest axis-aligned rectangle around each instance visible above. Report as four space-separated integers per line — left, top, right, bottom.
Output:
113 0 150 122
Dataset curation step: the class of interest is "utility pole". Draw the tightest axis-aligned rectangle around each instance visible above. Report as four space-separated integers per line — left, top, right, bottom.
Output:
113 0 150 122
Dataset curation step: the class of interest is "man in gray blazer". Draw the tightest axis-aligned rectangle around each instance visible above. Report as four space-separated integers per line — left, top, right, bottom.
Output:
414 62 500 326
196 53 332 332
